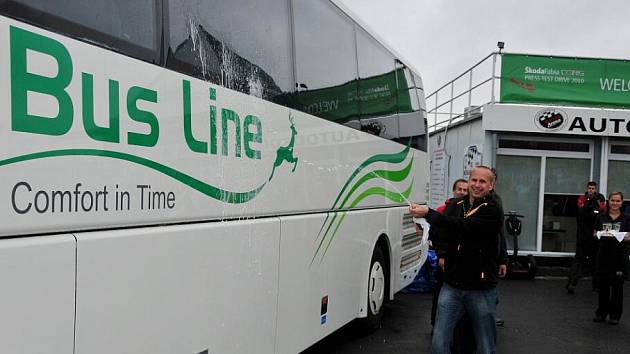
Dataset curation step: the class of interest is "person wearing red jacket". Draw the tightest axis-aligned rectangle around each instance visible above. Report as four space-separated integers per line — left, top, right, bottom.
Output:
567 181 607 294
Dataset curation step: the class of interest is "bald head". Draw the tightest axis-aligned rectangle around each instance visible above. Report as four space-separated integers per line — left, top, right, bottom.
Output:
468 166 495 201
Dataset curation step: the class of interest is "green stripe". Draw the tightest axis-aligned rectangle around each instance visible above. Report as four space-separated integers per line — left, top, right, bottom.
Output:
330 144 410 209
316 144 411 237
313 156 414 257
339 156 413 210
0 149 265 204
319 182 414 262
312 180 414 265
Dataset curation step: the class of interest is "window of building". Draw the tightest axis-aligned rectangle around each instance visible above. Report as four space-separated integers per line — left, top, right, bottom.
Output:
495 155 541 252
611 144 630 155
607 160 630 197
498 139 589 152
541 157 591 253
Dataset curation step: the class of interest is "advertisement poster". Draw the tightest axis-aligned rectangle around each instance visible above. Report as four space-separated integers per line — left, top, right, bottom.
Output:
500 53 630 109
430 148 447 208
463 145 483 179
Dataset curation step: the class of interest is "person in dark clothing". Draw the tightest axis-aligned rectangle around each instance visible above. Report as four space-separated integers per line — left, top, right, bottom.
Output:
592 191 630 325
410 166 503 354
567 181 606 294
430 178 468 327
489 190 508 278
451 179 508 354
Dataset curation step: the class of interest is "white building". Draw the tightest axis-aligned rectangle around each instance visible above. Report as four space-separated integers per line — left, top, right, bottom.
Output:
428 52 630 258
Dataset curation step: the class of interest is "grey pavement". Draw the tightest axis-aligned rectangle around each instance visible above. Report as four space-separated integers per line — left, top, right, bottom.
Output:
301 278 630 353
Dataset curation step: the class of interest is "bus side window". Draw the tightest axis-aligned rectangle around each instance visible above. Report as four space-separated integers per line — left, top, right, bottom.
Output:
355 26 397 140
166 0 293 103
0 0 159 63
395 66 427 152
291 0 359 124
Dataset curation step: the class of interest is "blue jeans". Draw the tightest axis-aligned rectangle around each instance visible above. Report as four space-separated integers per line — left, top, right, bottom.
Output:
431 283 497 354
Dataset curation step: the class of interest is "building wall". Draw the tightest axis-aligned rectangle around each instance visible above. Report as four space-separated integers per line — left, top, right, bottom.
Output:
429 117 490 204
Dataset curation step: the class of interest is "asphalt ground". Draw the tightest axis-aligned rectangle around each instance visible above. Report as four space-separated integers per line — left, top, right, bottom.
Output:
301 277 630 353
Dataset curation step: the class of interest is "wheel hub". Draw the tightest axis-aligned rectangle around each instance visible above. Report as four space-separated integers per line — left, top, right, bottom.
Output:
368 261 385 314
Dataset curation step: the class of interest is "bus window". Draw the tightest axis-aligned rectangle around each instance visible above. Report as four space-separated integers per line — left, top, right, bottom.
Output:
395 65 427 151
166 0 293 102
355 26 398 139
0 0 159 63
291 0 359 124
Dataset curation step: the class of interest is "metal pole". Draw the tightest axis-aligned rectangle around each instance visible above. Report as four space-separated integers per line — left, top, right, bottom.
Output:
449 82 454 120
434 92 439 128
468 70 473 116
491 53 497 103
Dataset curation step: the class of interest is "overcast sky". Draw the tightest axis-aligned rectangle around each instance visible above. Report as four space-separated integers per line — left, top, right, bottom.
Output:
338 0 630 96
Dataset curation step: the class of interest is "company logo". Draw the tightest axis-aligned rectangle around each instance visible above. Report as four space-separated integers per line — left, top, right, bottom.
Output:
534 108 568 131
1 26 307 205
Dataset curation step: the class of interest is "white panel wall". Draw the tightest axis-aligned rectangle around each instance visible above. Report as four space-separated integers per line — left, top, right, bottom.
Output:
74 220 280 354
0 235 76 353
429 118 488 200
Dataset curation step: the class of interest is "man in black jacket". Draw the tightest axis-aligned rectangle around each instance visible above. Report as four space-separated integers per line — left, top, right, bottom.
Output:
567 181 606 294
429 178 469 328
410 166 503 354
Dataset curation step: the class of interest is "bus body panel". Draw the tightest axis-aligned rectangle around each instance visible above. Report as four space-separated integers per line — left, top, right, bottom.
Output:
0 16 427 238
276 208 404 354
74 220 280 354
0 235 75 353
0 1 430 352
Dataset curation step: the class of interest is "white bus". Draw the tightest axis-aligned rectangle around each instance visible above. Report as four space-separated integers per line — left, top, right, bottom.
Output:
0 0 429 353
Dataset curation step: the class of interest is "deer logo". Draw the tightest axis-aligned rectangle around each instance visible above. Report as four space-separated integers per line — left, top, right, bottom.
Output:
269 114 298 181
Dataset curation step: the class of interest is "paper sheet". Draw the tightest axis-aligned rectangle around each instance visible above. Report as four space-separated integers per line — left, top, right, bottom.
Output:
414 217 431 246
596 231 627 242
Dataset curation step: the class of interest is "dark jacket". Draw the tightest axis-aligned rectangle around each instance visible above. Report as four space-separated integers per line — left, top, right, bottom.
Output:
429 197 456 258
577 192 606 242
426 194 504 290
490 191 508 266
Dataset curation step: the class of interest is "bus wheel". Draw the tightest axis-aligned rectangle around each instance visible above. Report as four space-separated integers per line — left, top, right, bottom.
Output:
359 246 388 332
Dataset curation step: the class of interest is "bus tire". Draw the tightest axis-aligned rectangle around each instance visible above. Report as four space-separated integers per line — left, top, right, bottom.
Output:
358 245 388 333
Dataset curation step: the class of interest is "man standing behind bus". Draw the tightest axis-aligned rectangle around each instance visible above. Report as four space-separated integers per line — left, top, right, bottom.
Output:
410 166 503 354
567 181 606 294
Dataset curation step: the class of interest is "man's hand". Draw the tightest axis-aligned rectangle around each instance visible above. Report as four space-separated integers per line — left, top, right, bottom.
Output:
438 257 445 271
409 203 429 218
499 264 507 278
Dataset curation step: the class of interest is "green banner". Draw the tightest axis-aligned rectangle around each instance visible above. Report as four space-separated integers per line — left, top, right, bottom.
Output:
500 53 630 108
293 68 413 123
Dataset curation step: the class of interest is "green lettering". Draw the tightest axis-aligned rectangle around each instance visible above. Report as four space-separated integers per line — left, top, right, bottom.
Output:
182 80 207 153
82 73 119 142
210 87 217 155
243 115 262 160
221 109 241 157
127 86 159 147
10 26 73 135
210 104 217 155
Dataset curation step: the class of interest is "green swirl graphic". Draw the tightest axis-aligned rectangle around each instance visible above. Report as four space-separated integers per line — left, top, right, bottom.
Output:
316 182 414 264
316 144 411 237
315 157 414 256
0 149 265 204
312 144 414 264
